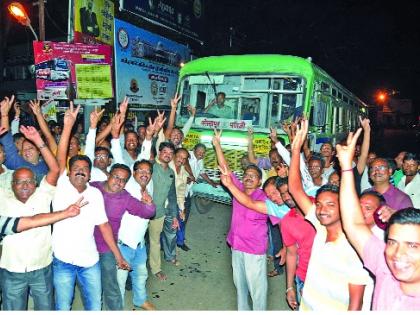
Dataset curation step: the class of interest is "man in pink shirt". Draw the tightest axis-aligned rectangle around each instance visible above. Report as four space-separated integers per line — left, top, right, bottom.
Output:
337 128 420 310
213 130 269 311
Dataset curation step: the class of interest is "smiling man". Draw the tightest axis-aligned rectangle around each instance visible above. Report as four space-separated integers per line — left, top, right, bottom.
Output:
336 127 420 310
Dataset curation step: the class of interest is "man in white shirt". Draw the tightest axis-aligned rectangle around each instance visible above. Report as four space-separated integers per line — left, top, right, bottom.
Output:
397 152 420 208
51 103 129 311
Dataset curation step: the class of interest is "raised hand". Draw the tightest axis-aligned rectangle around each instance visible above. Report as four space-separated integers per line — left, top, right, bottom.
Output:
19 125 42 144
145 117 157 140
269 127 279 144
118 97 129 116
29 99 42 116
335 128 362 169
111 112 125 139
63 101 80 127
359 116 371 131
187 104 196 116
154 110 167 132
212 128 222 147
170 93 181 110
0 95 15 115
90 107 105 129
291 119 308 152
218 164 233 187
247 126 254 140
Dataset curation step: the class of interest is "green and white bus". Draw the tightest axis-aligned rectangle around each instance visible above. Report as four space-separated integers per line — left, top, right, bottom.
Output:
175 54 368 206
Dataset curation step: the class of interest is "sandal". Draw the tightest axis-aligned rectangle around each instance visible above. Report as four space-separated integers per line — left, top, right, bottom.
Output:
154 271 167 281
170 259 181 267
268 269 280 277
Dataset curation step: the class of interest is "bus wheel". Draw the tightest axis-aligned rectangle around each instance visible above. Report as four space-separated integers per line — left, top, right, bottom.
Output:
191 196 215 214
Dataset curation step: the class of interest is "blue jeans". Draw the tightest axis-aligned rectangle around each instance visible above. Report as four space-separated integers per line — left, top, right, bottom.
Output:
231 249 267 310
99 251 123 310
116 242 148 307
1 264 54 310
52 257 101 310
176 197 191 246
295 275 304 305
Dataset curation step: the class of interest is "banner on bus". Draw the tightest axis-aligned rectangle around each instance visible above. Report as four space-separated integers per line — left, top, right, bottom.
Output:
114 18 190 106
33 41 113 100
74 0 114 45
120 0 204 41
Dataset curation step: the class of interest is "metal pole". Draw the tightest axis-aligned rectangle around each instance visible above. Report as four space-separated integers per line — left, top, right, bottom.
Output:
28 23 39 41
38 0 45 41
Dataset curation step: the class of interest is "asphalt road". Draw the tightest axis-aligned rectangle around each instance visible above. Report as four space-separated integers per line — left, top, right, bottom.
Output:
28 202 290 311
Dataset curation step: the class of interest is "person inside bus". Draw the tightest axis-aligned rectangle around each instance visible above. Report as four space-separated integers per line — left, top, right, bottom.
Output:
203 92 234 119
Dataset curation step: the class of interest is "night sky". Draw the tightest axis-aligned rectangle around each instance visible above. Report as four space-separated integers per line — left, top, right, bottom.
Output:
3 0 420 111
204 0 420 110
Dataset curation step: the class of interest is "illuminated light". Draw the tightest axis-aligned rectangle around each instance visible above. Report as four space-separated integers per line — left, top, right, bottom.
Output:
180 62 185 67
8 2 30 26
376 92 387 102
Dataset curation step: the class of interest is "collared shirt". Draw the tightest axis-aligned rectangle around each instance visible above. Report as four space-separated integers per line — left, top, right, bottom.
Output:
91 181 155 253
300 205 373 311
169 160 189 210
186 151 204 196
363 234 420 310
397 173 420 208
52 173 108 267
368 184 413 211
0 165 14 197
0 177 56 273
118 179 154 249
152 160 177 219
280 208 316 282
226 173 268 255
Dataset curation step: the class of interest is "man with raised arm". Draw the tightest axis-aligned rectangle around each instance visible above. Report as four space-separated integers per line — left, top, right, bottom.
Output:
336 128 420 310
288 119 372 311
0 126 85 310
51 102 129 311
212 128 269 310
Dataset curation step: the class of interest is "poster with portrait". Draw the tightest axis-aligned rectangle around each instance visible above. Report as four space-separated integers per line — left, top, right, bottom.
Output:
121 0 204 41
74 0 114 45
114 18 190 107
33 41 113 100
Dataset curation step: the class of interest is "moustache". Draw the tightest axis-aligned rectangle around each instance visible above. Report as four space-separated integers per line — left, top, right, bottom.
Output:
75 172 86 177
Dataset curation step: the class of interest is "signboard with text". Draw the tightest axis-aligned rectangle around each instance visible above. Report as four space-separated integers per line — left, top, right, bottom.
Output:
121 0 204 41
114 18 190 106
33 41 113 100
74 0 114 45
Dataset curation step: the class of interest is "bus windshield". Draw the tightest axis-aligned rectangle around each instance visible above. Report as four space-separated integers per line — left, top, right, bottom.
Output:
177 74 305 130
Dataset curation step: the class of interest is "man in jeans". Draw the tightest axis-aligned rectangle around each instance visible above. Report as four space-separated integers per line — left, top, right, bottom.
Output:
51 103 130 310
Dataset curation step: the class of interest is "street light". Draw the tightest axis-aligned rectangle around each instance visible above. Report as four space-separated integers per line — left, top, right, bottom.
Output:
8 2 39 41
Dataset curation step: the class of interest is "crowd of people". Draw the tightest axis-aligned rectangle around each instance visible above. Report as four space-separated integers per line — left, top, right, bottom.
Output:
0 93 419 311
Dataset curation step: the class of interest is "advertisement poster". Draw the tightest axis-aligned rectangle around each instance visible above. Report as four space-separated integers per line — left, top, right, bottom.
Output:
121 0 204 41
74 0 114 45
33 41 113 100
114 18 190 106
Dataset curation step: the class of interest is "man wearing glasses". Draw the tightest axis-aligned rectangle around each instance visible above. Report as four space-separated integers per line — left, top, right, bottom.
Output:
366 158 413 212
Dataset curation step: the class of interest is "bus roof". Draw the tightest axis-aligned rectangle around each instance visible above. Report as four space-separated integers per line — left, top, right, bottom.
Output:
179 54 315 78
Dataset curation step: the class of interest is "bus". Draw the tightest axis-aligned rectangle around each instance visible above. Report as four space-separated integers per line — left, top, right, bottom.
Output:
175 54 368 209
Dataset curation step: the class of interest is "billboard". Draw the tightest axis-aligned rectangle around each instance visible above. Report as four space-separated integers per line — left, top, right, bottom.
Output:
114 18 190 106
74 0 114 45
33 41 113 100
121 0 204 41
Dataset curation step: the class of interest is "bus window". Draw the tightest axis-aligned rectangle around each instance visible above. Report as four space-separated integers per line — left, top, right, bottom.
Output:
270 94 280 126
280 94 297 122
241 97 260 125
321 82 330 93
332 88 337 97
243 77 270 90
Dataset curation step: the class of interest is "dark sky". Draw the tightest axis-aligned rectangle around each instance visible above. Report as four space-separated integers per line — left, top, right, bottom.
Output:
203 0 420 108
3 0 420 110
